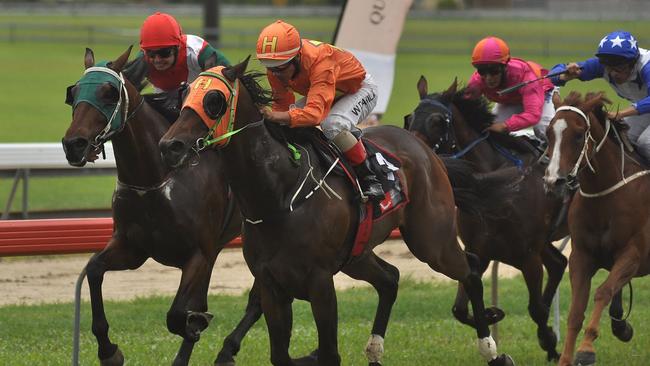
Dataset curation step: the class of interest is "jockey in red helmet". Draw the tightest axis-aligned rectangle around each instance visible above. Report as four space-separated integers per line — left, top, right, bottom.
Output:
138 12 230 93
467 36 556 140
256 20 384 201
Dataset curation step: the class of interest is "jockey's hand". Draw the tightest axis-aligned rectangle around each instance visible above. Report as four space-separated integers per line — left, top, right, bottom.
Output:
561 63 582 80
259 108 291 125
463 86 482 100
607 111 623 121
485 122 509 134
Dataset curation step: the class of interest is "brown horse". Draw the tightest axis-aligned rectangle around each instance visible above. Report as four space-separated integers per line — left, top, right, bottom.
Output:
404 77 569 361
61 47 242 366
159 59 515 366
543 91 648 366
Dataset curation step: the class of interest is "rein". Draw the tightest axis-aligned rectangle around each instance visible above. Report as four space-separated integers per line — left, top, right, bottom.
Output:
557 106 650 198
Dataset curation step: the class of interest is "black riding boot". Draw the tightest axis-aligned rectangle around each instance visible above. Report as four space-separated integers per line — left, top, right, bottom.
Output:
354 158 385 202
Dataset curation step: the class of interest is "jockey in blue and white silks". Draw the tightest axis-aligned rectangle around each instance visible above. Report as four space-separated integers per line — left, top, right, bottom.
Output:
550 30 650 161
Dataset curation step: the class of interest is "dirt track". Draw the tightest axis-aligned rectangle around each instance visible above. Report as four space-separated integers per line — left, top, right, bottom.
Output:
0 239 528 306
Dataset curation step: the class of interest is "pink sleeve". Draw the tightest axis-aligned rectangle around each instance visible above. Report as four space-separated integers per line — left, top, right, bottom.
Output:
504 83 544 131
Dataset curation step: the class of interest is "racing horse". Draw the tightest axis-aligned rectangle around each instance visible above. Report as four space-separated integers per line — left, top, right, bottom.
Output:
61 47 243 366
543 91 647 366
404 77 569 361
159 59 515 366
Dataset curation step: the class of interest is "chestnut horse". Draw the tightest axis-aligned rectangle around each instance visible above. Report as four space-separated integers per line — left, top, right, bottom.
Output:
404 77 569 361
543 92 648 366
62 47 242 366
159 59 515 366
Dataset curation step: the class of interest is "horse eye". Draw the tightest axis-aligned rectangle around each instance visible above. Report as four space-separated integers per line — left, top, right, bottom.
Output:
97 83 119 105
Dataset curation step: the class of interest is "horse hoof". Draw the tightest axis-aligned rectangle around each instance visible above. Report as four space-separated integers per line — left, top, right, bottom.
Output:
369 363 381 366
485 307 506 325
100 348 124 366
611 320 634 342
536 327 559 358
574 351 596 366
487 353 515 366
214 353 236 366
293 349 319 365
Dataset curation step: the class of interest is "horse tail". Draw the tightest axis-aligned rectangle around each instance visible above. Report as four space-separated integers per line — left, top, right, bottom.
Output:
440 157 523 218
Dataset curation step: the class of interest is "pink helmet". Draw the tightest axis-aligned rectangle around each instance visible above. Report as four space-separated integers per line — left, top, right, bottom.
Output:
471 36 510 65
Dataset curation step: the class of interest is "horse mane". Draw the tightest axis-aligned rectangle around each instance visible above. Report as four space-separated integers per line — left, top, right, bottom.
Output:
239 71 273 106
447 87 539 155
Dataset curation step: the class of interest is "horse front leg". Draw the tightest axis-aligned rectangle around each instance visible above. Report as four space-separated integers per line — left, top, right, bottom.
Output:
307 273 340 366
608 288 634 343
260 275 295 366
342 253 399 366
574 245 641 366
558 250 596 366
452 253 494 327
541 242 568 308
521 255 559 362
86 237 147 366
214 279 263 366
169 251 216 366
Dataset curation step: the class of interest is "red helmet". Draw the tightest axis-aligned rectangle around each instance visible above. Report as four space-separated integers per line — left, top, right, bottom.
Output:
256 20 302 68
140 12 183 50
471 36 510 65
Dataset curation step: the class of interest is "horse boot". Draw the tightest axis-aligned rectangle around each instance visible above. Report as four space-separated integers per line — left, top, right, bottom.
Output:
332 130 384 202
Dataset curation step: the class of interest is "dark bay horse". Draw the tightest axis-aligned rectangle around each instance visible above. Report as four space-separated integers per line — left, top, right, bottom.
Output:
543 92 649 366
404 77 569 361
159 60 515 366
61 47 242 366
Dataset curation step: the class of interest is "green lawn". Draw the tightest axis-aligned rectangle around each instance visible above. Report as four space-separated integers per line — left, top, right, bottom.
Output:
1 273 649 365
0 15 643 211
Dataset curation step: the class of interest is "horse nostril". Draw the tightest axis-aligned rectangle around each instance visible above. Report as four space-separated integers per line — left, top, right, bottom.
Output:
62 137 89 163
160 139 188 167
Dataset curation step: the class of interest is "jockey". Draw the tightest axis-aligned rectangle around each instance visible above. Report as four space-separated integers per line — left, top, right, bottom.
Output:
256 20 384 201
138 12 230 94
550 30 650 161
466 36 557 141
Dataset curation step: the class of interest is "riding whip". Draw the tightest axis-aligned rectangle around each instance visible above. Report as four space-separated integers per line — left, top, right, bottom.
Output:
496 69 571 96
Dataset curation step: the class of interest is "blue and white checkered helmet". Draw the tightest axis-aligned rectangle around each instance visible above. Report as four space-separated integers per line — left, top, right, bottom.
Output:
596 31 639 60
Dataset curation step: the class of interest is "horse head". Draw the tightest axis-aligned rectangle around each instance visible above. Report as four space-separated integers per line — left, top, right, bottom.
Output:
543 91 610 196
62 46 139 166
404 76 458 153
159 56 270 169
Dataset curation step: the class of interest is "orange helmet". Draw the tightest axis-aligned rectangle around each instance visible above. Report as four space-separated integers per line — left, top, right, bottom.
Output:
471 36 510 65
256 20 302 68
140 12 183 50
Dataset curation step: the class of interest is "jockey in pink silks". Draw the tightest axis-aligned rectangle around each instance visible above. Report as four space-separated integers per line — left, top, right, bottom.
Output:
466 36 558 141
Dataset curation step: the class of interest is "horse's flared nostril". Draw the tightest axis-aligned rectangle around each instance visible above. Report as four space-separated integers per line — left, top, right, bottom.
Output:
62 137 90 166
159 139 188 168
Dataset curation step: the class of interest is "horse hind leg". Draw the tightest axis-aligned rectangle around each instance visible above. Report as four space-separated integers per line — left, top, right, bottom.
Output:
169 251 216 366
214 279 264 366
86 238 148 365
609 287 634 342
342 253 400 366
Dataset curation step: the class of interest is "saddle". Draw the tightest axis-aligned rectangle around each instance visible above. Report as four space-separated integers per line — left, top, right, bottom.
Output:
266 123 409 261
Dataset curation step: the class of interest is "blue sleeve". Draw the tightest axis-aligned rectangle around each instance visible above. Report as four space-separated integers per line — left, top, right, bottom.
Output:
549 58 604 86
632 62 650 115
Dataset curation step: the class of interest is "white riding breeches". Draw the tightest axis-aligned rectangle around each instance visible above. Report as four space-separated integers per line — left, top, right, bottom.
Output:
293 74 378 140
623 113 650 161
492 87 558 140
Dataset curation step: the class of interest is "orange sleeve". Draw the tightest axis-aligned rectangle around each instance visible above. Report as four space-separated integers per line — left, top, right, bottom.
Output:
267 71 295 112
288 61 338 127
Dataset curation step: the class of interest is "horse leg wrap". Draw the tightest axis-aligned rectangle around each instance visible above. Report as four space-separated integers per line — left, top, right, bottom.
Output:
478 336 498 362
185 311 214 341
364 334 384 364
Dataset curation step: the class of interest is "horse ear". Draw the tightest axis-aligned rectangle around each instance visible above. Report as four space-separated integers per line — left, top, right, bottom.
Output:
111 46 133 73
580 92 608 114
203 53 218 70
444 78 458 97
552 91 562 109
223 55 251 82
403 114 411 130
417 75 428 99
84 48 95 69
